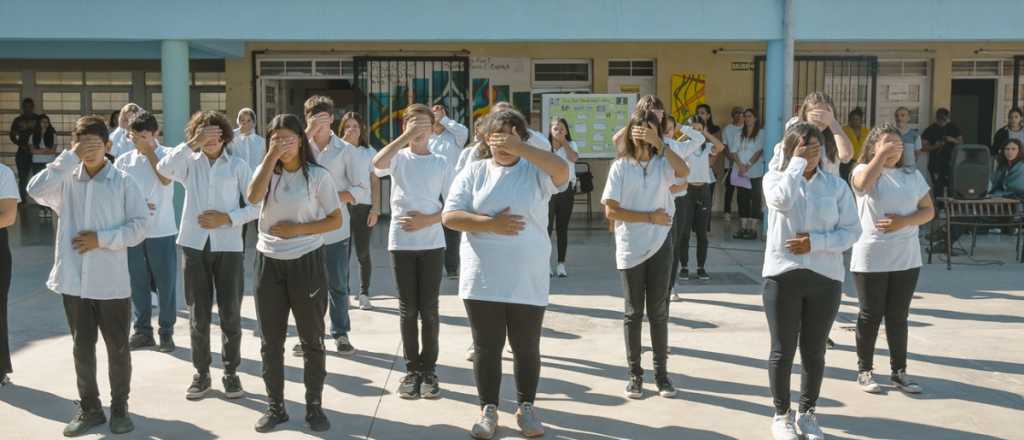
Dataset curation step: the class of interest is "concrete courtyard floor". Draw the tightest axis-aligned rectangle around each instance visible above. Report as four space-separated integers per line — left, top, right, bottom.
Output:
1 206 1022 439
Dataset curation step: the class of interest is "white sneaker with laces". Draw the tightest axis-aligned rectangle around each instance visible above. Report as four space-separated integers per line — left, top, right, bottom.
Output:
358 294 373 310
556 263 567 278
797 410 826 440
858 371 882 394
771 410 799 440
471 404 499 440
516 402 545 437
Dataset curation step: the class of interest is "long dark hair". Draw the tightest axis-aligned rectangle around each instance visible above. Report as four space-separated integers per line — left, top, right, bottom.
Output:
798 92 839 163
618 110 663 161
337 111 370 147
548 117 573 150
780 122 825 171
264 114 320 202
696 104 720 135
741 108 761 141
858 122 904 165
997 138 1022 170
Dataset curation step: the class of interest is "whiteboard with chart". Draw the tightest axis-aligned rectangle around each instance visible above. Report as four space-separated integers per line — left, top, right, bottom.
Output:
541 93 637 159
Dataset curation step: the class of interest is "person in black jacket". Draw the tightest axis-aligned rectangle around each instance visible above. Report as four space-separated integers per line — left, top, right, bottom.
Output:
991 107 1023 157
31 114 58 174
9 98 39 200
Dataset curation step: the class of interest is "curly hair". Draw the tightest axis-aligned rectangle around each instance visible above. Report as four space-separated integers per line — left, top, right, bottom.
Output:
185 111 234 146
474 109 531 160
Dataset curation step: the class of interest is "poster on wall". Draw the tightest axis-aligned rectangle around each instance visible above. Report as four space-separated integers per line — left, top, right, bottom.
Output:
470 57 532 118
671 72 706 124
542 93 638 159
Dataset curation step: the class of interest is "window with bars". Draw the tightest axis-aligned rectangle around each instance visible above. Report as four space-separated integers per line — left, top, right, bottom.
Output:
91 92 130 112
608 60 655 77
85 72 132 86
194 72 226 86
0 72 21 85
36 72 84 85
259 59 354 78
199 92 226 111
533 60 591 83
43 92 81 111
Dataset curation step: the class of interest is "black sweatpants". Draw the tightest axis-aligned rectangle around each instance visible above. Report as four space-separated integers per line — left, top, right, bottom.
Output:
61 294 132 407
254 248 329 404
763 269 841 414
737 177 763 220
391 248 443 373
464 298 545 407
723 167 736 214
15 150 31 201
183 244 243 376
669 196 685 290
853 268 920 373
0 229 10 375
348 204 374 296
548 186 575 263
622 235 672 378
679 184 711 268
442 227 461 276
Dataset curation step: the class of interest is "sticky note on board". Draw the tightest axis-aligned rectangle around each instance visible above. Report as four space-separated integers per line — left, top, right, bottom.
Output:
575 124 588 133
593 122 606 130
593 133 604 141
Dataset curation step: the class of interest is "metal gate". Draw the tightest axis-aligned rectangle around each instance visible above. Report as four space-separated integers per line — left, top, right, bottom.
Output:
353 56 470 148
1013 55 1023 111
754 56 879 126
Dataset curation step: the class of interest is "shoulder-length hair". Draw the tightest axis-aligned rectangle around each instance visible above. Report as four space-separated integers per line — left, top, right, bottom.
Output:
475 109 531 160
779 122 825 171
263 114 320 201
797 92 839 164
696 103 720 134
337 111 370 147
618 110 663 161
741 108 761 141
186 111 234 146
997 138 1023 170
547 117 573 147
858 122 904 165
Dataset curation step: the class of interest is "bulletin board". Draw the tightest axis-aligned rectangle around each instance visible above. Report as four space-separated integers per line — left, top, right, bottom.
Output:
541 93 637 159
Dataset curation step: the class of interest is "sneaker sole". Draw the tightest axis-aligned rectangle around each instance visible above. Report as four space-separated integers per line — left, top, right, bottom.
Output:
254 415 289 433
398 392 420 400
893 383 922 394
186 387 211 401
336 347 356 356
306 420 330 432
421 389 441 399
659 389 677 398
470 427 496 440
157 346 175 353
224 389 245 399
625 390 643 399
519 427 545 438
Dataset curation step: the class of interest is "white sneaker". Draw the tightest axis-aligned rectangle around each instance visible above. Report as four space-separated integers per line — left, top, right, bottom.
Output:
891 370 922 394
771 410 799 440
465 344 476 362
515 402 545 437
471 404 499 439
671 292 682 302
797 410 826 440
857 371 882 394
723 212 732 222
556 263 567 278
358 294 373 310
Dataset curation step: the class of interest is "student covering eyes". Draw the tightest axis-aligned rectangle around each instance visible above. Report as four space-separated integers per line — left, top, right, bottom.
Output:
336 112 381 310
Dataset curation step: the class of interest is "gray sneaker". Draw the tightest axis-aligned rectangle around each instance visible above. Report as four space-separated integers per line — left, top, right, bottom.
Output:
857 371 881 394
471 404 499 440
465 344 476 362
770 410 799 440
515 402 545 438
335 335 355 355
797 410 825 440
891 370 922 394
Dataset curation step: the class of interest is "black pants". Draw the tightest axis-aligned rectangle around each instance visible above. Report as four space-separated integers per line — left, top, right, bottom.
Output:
548 187 575 263
669 197 685 289
391 248 443 373
853 268 920 373
15 150 31 202
348 204 374 296
736 177 763 220
763 269 841 414
723 168 736 214
0 229 11 375
442 227 461 276
464 298 545 407
679 184 711 268
255 248 329 404
183 244 243 375
61 295 132 407
622 236 672 378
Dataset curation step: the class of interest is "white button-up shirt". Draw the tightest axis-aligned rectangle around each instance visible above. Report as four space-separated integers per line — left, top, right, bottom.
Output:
109 127 134 158
344 141 376 206
157 143 258 253
312 134 352 244
762 156 860 282
439 116 469 148
113 145 177 238
228 129 266 171
28 151 148 299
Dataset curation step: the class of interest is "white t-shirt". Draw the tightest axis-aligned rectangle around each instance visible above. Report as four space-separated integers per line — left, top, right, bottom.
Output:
429 131 463 171
113 146 177 238
601 156 676 270
346 143 376 206
0 164 20 203
256 165 341 260
666 139 688 198
850 165 931 273
312 134 352 244
109 127 133 158
228 130 266 171
552 140 578 183
375 148 454 251
455 143 484 176
736 132 767 179
685 143 716 184
444 158 562 307
722 124 744 168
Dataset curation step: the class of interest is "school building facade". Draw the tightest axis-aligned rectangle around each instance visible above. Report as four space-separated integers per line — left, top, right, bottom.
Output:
2 0 1022 211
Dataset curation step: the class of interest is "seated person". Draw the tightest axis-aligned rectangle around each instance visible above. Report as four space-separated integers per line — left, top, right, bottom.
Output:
991 139 1024 199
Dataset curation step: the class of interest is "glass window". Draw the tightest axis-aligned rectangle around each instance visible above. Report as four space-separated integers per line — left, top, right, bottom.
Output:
194 72 226 86
199 92 226 111
145 72 162 86
91 92 130 111
42 92 82 111
150 93 163 111
85 72 132 86
0 72 21 85
48 114 82 132
0 92 20 110
36 72 83 85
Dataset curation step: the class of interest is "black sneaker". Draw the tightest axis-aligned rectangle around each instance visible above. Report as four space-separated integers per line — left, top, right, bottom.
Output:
158 335 175 353
397 372 421 399
108 401 134 435
678 269 690 281
732 230 748 240
447 270 459 280
254 402 289 433
292 343 304 357
186 373 212 401
655 376 677 398
696 268 710 281
62 401 106 437
222 374 244 399
420 372 440 399
625 375 643 399
305 403 330 432
335 335 355 355
128 333 155 351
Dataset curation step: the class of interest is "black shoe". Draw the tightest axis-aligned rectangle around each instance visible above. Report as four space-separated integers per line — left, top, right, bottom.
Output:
696 268 710 280
292 343 304 357
254 402 289 433
128 333 155 350
678 269 690 281
826 338 836 350
222 374 244 399
0 373 9 387
397 372 421 399
447 271 459 280
62 401 106 437
186 373 212 401
108 401 134 435
305 403 330 432
158 335 175 353
625 375 643 399
420 372 440 399
655 375 677 398
732 230 748 240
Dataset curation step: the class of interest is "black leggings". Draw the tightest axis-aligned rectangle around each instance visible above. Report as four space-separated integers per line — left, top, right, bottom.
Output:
723 168 736 214
736 177 763 220
391 248 443 373
678 184 711 268
763 269 841 414
15 150 31 201
0 229 12 375
464 298 545 407
548 186 575 263
348 204 374 296
853 268 920 373
622 235 672 378
442 227 461 275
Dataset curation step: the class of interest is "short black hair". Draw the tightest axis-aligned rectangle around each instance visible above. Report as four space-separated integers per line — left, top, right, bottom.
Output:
128 111 159 134
73 115 110 143
936 108 951 117
21 97 34 106
848 107 865 119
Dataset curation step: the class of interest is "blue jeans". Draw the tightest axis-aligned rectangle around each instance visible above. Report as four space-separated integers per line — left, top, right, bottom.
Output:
325 239 352 338
128 235 178 337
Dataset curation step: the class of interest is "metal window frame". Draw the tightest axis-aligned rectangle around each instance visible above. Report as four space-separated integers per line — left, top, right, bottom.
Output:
754 55 879 126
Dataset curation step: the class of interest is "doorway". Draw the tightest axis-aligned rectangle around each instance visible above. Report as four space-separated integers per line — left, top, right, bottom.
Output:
951 79 996 146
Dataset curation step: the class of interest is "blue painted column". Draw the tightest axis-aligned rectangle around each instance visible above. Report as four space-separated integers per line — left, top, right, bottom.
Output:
764 39 785 164
161 40 189 222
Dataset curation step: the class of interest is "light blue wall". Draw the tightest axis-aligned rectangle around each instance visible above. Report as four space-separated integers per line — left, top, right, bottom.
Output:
0 41 236 59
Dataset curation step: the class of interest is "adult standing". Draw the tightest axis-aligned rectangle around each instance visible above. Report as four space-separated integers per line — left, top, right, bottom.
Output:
10 97 39 200
920 108 962 199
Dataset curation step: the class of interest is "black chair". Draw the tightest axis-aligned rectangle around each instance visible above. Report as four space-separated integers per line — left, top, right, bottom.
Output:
574 161 594 224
